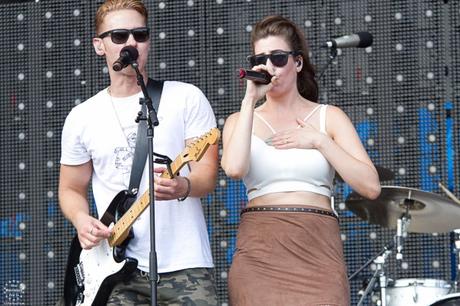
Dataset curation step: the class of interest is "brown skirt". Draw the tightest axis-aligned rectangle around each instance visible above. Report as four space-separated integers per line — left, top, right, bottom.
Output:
228 206 350 306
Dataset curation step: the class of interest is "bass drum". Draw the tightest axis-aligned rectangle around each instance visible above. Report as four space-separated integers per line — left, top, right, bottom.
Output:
429 293 460 306
386 278 451 306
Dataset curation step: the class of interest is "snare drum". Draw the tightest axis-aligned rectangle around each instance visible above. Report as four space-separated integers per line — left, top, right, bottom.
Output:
386 278 451 306
429 293 460 306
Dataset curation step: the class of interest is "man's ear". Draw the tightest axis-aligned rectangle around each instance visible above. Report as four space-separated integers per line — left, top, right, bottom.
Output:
92 38 105 56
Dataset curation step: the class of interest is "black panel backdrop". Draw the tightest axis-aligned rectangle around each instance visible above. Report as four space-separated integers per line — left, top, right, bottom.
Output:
0 1 459 305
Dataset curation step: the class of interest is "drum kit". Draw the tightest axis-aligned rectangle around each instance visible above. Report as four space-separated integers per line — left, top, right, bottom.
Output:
342 166 460 306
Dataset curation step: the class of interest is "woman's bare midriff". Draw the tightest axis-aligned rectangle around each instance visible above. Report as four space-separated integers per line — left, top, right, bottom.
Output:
247 191 332 211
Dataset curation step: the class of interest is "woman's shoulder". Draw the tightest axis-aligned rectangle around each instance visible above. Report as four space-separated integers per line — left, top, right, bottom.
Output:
323 104 356 136
224 111 241 126
323 104 349 119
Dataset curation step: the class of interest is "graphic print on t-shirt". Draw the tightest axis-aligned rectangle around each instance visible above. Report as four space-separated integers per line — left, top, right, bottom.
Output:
114 131 137 175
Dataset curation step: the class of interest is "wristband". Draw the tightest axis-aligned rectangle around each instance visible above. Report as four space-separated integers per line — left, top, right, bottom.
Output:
178 176 191 202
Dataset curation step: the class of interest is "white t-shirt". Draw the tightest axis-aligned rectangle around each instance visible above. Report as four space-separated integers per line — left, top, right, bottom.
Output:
60 81 216 273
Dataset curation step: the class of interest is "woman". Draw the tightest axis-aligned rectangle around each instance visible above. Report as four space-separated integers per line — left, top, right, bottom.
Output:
221 15 381 306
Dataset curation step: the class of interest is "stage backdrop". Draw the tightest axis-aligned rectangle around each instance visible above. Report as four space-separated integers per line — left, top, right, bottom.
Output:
0 0 459 305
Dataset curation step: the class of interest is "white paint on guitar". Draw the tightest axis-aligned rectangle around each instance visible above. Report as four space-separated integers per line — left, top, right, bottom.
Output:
76 239 125 306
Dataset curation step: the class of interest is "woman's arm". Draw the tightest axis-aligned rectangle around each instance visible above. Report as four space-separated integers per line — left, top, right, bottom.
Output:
318 106 381 199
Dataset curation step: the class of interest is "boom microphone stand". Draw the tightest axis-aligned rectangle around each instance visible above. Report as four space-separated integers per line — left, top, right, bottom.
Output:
316 47 338 81
315 46 338 104
130 61 159 306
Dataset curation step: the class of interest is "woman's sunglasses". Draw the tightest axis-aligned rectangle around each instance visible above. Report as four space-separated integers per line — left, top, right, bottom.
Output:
246 50 299 68
98 27 150 44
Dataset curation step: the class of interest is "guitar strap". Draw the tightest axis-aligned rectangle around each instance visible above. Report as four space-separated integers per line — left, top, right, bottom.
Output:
128 78 164 194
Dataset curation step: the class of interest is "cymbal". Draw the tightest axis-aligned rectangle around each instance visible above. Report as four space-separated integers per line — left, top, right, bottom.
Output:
345 186 460 233
335 165 394 182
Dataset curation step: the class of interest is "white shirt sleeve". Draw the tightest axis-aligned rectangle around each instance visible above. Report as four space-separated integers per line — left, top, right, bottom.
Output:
183 84 217 140
60 106 91 165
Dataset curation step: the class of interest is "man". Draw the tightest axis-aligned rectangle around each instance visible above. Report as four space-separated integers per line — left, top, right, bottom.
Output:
58 0 218 305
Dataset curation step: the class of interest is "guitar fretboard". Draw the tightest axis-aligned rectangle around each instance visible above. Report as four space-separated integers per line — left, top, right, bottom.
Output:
107 161 180 246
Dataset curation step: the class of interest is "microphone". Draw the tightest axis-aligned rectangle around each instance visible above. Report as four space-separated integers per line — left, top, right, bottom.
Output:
323 32 373 49
113 46 139 71
239 68 272 85
396 218 403 260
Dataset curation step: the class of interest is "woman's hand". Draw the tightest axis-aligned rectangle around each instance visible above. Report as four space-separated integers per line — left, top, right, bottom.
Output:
267 118 325 150
243 64 278 103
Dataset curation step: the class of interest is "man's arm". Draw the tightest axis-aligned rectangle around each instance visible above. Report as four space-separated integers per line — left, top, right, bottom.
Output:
153 140 219 201
185 139 219 198
59 162 111 249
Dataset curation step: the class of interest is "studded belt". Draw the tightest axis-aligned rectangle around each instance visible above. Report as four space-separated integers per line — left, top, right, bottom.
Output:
241 206 338 220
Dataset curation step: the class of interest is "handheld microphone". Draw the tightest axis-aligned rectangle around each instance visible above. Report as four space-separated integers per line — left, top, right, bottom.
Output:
113 46 139 71
323 32 373 49
238 68 272 85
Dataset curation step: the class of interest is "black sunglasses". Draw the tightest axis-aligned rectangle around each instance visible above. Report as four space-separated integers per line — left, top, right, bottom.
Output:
98 27 150 44
246 50 299 68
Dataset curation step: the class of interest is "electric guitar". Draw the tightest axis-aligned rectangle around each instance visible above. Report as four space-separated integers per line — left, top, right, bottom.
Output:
63 128 220 306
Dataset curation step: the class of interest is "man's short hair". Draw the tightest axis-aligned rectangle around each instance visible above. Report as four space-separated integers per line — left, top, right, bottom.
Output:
95 0 148 35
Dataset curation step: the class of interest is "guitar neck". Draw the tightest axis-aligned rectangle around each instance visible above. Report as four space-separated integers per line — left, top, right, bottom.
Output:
107 157 185 246
162 158 183 179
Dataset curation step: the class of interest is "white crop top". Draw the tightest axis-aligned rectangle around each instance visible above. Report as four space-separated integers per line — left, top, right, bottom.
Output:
243 104 335 201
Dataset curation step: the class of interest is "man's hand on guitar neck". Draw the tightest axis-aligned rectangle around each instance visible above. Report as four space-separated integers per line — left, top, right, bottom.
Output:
75 212 112 250
153 167 190 201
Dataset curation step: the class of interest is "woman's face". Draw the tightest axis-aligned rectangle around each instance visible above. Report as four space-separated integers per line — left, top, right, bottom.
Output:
253 35 299 96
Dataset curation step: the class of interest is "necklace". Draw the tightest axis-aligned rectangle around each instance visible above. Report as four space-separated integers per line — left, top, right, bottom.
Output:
107 87 137 147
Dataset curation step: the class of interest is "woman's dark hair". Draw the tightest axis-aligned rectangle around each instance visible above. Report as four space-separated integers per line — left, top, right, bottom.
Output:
251 15 318 102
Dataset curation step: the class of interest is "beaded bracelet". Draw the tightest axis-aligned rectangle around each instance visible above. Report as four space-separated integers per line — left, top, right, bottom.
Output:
178 176 191 202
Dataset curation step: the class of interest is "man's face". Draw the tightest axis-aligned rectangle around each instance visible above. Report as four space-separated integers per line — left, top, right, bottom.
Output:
93 9 150 75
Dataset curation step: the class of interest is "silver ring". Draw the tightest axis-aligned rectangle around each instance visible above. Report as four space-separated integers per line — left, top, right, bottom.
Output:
90 227 94 235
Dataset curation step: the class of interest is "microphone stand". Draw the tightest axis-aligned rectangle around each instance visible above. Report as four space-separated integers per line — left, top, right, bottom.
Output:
316 47 338 81
316 47 338 103
130 62 159 306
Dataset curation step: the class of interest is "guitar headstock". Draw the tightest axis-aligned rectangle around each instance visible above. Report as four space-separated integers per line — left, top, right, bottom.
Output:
181 127 220 163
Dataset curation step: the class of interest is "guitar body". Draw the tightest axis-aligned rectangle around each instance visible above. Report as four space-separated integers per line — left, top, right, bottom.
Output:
63 190 138 306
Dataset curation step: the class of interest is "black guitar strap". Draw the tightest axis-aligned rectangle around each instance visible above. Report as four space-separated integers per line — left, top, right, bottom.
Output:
128 78 164 194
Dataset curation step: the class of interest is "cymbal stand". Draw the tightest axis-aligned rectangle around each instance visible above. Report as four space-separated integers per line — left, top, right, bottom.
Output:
395 213 411 261
439 182 460 292
356 241 393 306
349 241 394 281
453 229 460 292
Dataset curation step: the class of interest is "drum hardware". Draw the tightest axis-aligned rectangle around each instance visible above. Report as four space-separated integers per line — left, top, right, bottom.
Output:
355 239 393 306
453 229 460 293
346 186 460 305
428 292 460 305
386 279 452 306
346 186 460 233
349 241 394 282
439 182 460 294
395 212 410 261
353 215 410 306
